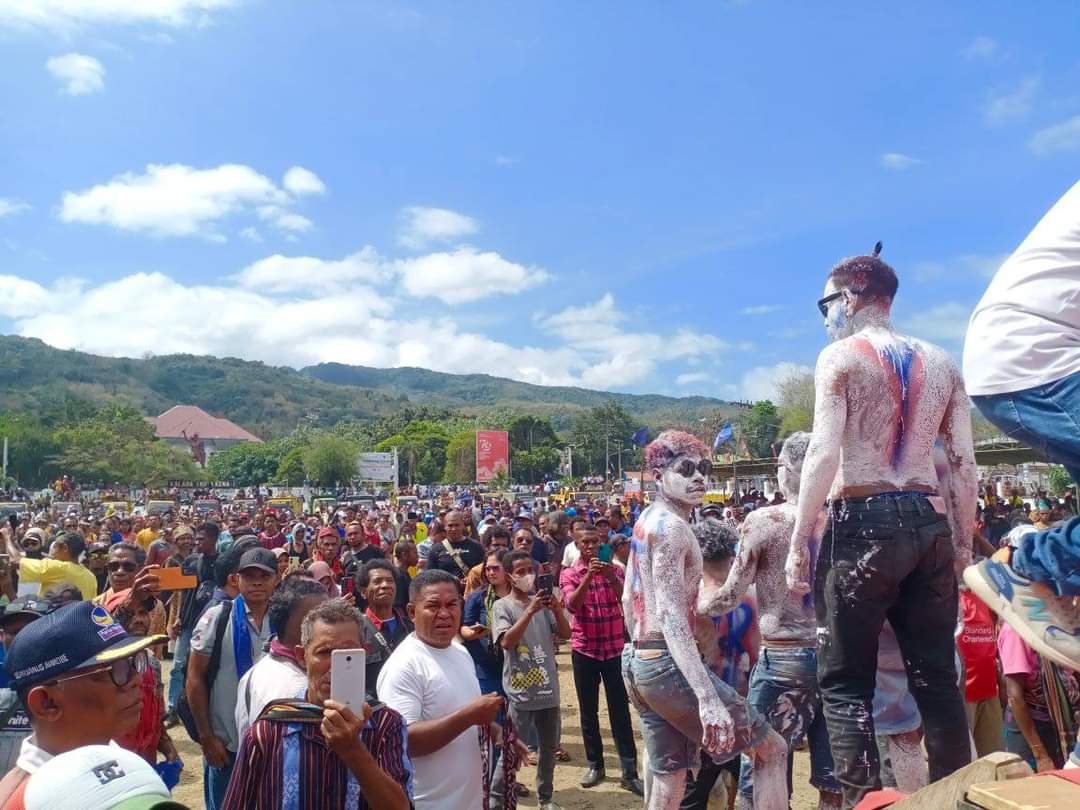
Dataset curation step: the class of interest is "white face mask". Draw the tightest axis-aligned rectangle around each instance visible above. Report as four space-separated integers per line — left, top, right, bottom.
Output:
513 573 536 593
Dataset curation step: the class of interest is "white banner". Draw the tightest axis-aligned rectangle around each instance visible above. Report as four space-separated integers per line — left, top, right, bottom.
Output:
359 452 397 482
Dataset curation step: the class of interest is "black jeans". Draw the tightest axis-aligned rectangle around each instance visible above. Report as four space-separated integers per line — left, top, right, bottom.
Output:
679 750 739 810
815 494 970 809
571 650 638 775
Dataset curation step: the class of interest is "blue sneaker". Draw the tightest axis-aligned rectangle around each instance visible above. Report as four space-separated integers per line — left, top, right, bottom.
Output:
964 549 1080 670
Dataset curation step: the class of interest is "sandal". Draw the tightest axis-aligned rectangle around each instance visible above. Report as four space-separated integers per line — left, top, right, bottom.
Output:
554 747 571 762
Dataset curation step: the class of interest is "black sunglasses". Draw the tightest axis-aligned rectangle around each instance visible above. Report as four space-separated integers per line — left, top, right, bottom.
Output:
817 291 845 318
48 653 146 688
674 458 713 479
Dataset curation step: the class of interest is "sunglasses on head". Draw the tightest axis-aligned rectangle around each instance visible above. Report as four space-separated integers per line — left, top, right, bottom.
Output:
47 653 146 688
673 458 713 479
89 550 110 559
107 561 138 573
816 291 845 318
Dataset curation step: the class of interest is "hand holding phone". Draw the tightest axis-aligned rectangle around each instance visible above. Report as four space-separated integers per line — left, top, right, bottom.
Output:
597 543 613 563
536 573 553 595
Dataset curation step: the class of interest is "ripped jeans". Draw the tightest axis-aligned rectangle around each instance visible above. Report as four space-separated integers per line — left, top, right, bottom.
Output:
815 494 970 809
737 646 840 801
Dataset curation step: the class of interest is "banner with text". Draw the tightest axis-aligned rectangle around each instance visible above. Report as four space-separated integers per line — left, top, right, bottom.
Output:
358 451 397 483
476 431 510 482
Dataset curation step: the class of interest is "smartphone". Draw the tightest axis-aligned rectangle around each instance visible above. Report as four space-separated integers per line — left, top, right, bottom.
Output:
330 648 367 716
597 543 613 564
536 573 553 595
154 567 198 590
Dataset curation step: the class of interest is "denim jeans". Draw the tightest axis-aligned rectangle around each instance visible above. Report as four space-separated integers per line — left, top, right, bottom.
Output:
972 369 1080 485
571 650 638 775
203 752 235 810
489 704 559 807
167 627 192 713
1010 517 1080 597
737 646 840 801
1003 710 1063 770
622 647 770 775
815 494 970 808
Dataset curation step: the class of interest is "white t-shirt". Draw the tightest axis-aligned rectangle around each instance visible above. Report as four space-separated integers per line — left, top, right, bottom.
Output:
562 542 580 569
234 652 308 743
377 634 483 810
964 179 1080 396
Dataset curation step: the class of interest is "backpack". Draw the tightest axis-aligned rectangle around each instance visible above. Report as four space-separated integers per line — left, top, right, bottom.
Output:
176 599 233 744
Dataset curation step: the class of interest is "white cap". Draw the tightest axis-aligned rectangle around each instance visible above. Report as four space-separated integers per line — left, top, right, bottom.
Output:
25 745 187 810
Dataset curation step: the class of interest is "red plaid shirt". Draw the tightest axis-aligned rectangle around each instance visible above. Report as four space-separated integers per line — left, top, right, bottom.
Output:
560 561 626 661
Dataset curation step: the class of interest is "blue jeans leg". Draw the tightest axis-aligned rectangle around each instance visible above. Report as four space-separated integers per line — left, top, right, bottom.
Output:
972 369 1080 485
167 627 191 713
1011 516 1080 596
204 753 235 810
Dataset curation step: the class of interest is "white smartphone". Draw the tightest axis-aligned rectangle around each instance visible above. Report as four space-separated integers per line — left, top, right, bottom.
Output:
330 648 367 716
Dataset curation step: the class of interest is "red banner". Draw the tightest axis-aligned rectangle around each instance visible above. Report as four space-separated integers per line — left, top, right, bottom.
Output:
476 430 510 482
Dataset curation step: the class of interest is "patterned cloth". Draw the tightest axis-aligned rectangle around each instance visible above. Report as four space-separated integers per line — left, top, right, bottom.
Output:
559 560 626 661
221 699 413 810
480 713 521 810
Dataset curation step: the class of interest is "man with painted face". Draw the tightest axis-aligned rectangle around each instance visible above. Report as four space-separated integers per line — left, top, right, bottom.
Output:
698 433 842 809
622 430 785 810
784 245 977 807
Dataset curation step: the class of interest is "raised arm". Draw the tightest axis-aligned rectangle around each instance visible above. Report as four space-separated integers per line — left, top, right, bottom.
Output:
645 519 735 755
697 519 761 617
786 346 848 593
940 374 978 578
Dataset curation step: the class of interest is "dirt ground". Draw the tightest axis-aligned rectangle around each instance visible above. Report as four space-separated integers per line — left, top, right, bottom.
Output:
164 651 818 809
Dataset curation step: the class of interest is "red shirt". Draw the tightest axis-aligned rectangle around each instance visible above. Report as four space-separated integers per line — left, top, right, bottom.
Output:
956 589 998 702
559 561 626 661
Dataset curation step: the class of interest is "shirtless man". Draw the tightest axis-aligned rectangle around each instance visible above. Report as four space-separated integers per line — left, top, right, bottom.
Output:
621 430 786 810
784 245 977 808
698 433 841 809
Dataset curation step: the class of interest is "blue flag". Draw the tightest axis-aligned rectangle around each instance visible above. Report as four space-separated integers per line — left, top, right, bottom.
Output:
713 423 733 449
631 427 649 447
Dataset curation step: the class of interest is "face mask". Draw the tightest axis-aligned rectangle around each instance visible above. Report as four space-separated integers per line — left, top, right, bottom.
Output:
513 573 535 593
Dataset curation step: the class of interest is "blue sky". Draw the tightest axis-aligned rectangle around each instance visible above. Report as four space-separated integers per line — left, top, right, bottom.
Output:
2 1 1079 402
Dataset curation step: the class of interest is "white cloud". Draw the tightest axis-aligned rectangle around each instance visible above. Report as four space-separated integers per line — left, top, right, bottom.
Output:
962 36 998 60
394 246 549 305
239 226 262 242
676 372 710 386
0 199 31 218
880 152 922 171
234 247 389 294
58 163 321 239
739 304 783 316
983 77 1039 126
282 166 326 196
722 362 813 403
0 268 719 391
46 53 105 95
1029 115 1080 157
901 302 973 342
0 0 239 32
494 155 518 167
398 206 477 249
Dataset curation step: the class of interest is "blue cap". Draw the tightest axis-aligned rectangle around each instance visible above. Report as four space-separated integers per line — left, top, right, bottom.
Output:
5 601 164 691
565 507 577 517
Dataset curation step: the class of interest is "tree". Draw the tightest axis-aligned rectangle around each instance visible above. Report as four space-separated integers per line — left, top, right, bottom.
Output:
274 447 307 485
511 446 560 484
569 401 637 476
507 415 559 452
0 414 59 487
303 435 358 485
376 421 450 485
776 372 815 437
443 431 477 483
1049 465 1075 494
488 469 511 491
741 400 780 458
206 442 282 486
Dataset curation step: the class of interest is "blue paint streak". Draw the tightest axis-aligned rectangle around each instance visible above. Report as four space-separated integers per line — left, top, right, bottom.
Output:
878 339 915 467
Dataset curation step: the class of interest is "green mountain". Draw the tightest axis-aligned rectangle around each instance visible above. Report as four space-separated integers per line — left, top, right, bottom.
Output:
0 334 734 436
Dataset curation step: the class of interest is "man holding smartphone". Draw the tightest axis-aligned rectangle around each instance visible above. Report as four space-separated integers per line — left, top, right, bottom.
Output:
489 551 572 810
559 523 643 795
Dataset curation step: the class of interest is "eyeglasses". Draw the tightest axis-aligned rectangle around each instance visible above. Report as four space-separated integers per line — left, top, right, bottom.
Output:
107 561 138 573
816 291 844 318
89 551 110 559
674 458 713 479
47 653 146 688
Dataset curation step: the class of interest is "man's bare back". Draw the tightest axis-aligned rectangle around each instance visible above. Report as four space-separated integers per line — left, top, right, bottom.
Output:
821 326 960 498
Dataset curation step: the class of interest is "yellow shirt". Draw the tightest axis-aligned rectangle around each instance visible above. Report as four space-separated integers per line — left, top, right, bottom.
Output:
414 523 428 542
19 557 98 600
135 528 160 552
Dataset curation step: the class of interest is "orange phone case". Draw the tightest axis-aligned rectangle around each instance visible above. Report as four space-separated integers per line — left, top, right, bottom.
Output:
154 567 197 590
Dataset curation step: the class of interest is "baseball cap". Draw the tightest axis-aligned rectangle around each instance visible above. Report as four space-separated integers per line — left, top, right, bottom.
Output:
25 745 188 810
238 547 277 574
5 601 165 691
0 596 53 626
308 561 333 581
